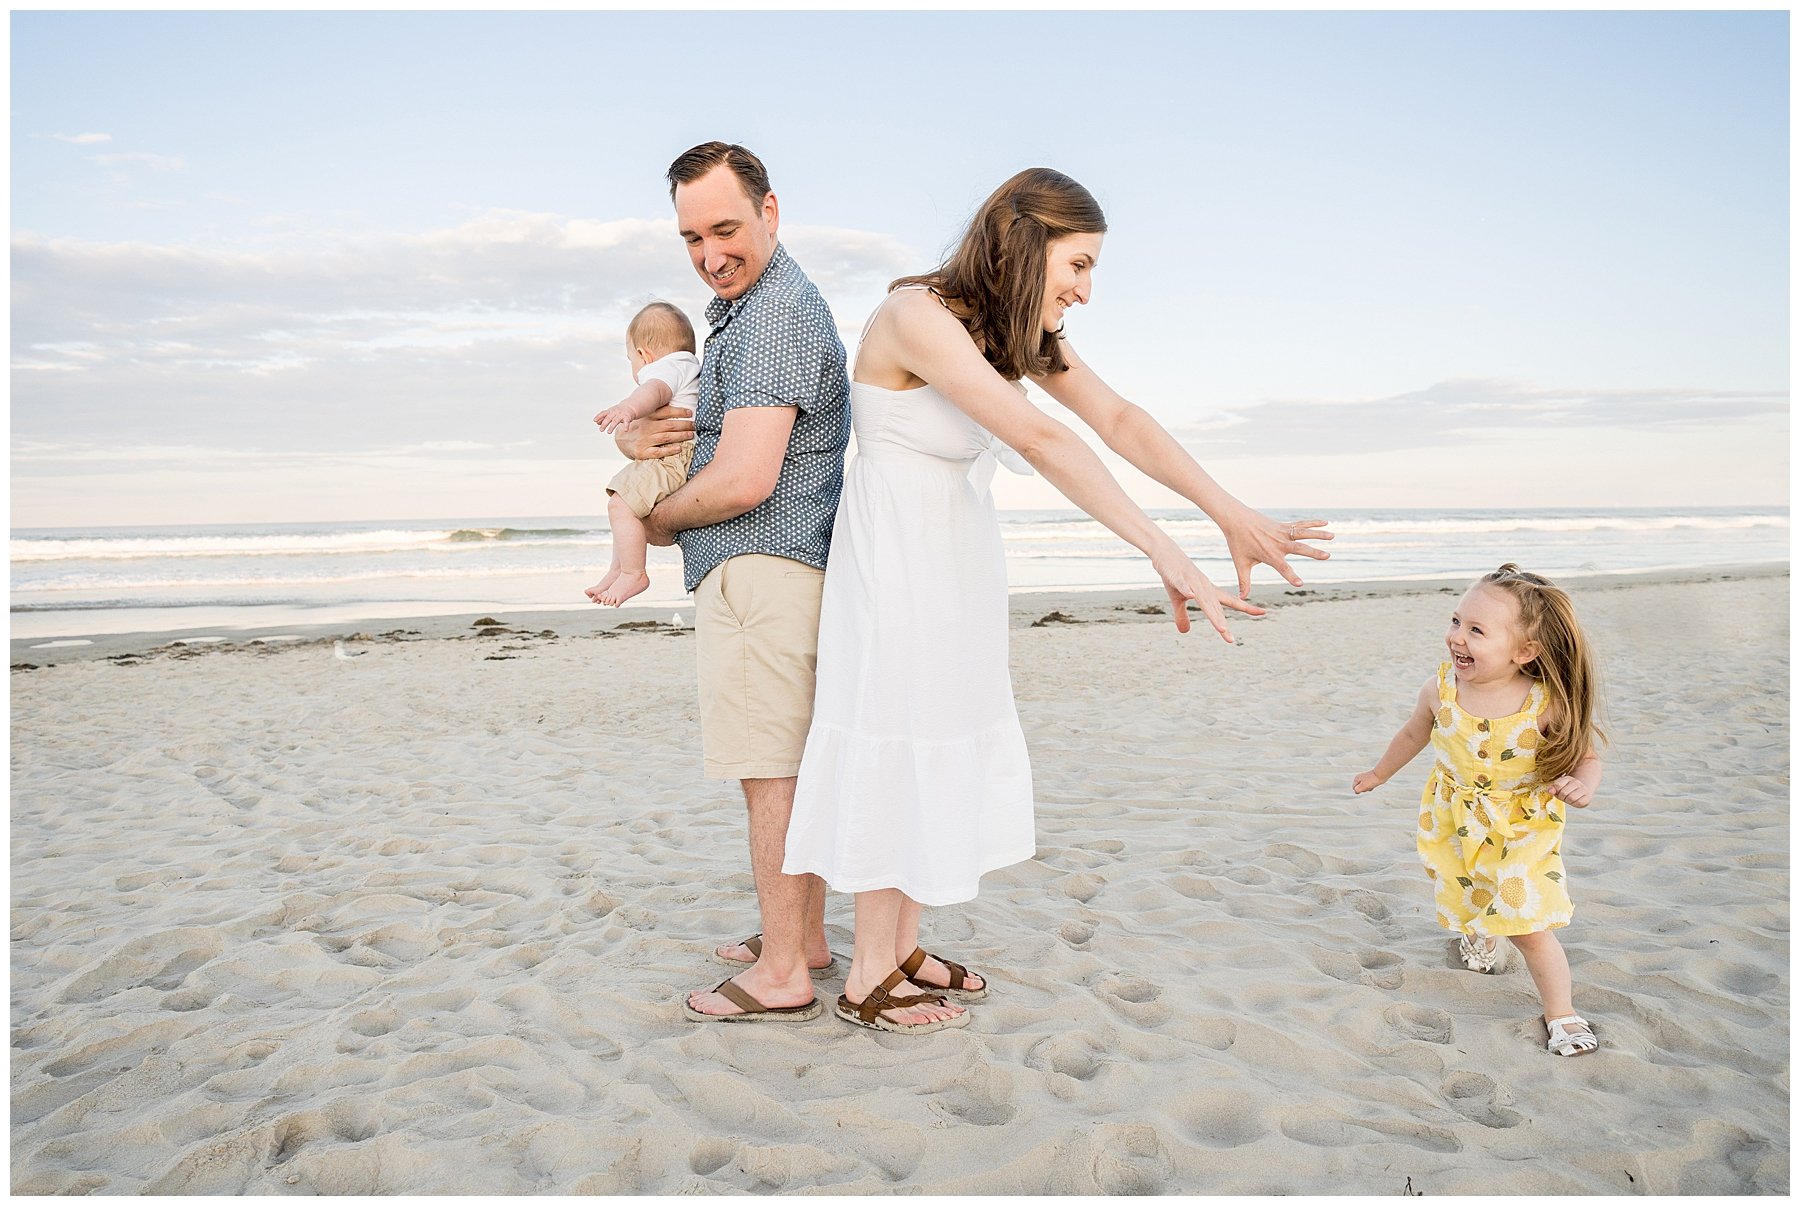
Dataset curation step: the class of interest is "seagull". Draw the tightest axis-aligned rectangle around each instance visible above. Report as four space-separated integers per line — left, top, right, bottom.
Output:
333 640 365 660
671 612 684 629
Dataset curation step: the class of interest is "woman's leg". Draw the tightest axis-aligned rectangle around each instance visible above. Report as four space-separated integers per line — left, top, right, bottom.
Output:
891 897 986 992
846 888 962 1026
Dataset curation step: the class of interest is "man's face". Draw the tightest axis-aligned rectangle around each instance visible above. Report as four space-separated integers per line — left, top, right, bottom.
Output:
674 165 779 302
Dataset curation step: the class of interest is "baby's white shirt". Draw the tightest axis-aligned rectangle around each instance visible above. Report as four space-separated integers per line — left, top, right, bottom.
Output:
638 350 701 417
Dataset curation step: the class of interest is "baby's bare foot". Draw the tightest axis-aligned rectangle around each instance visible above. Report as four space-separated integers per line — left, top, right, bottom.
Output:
598 570 650 607
585 568 621 603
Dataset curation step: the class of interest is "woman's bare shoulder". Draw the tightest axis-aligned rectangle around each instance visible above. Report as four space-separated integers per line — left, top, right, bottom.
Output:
879 284 954 326
867 286 970 352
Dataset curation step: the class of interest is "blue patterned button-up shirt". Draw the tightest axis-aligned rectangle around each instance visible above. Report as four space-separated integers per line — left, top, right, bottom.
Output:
677 243 850 593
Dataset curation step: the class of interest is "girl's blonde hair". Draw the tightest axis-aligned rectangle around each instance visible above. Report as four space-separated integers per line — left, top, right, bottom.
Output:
892 168 1107 382
1479 563 1606 781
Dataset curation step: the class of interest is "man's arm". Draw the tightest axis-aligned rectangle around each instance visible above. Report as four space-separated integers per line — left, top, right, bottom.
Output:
641 405 797 545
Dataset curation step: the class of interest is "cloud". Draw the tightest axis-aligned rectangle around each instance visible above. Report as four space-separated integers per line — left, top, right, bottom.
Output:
42 131 112 145
11 212 916 463
1172 378 1789 455
89 151 186 172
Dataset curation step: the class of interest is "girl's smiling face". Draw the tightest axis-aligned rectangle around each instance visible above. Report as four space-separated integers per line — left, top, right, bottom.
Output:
1446 584 1541 683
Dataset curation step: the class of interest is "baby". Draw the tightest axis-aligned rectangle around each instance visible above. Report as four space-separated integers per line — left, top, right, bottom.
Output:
586 302 700 607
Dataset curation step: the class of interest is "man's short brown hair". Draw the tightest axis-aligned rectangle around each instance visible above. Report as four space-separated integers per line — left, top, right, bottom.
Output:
667 141 772 206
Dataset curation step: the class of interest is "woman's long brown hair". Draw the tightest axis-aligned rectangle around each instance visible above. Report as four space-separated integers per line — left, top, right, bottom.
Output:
1480 563 1607 782
893 168 1107 382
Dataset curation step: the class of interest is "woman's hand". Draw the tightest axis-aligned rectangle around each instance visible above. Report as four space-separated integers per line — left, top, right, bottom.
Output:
1154 547 1266 642
1217 506 1334 598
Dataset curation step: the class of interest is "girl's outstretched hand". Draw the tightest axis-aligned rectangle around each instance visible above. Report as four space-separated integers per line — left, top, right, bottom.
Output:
1155 550 1265 642
1352 771 1383 794
1217 507 1334 599
1549 775 1593 808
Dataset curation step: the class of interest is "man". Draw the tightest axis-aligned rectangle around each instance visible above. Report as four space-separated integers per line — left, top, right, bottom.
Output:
616 142 849 1021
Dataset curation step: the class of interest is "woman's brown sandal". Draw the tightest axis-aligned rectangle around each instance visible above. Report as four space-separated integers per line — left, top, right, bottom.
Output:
900 946 989 1001
836 967 970 1033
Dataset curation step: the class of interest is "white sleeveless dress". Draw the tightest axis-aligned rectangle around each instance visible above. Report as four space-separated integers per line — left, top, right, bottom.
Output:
782 343 1037 906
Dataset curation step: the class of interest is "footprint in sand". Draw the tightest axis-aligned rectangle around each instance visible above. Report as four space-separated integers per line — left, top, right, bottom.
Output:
1090 1122 1174 1194
928 1065 1017 1127
58 928 225 1003
346 1006 401 1038
1279 1107 1461 1153
1168 873 1223 902
1057 920 1096 948
1181 1090 1268 1148
1027 1031 1105 1082
1092 972 1170 1027
1440 1070 1524 1129
1058 872 1105 904
1307 945 1405 991
1189 1015 1237 1051
1384 1002 1455 1044
688 1137 737 1176
1340 888 1407 939
1263 843 1325 875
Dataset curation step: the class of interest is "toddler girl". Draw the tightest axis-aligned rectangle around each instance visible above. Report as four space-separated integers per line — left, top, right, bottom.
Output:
1354 564 1605 1057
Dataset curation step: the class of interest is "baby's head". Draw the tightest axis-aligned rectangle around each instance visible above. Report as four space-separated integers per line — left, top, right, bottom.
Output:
626 302 697 379
1462 563 1604 779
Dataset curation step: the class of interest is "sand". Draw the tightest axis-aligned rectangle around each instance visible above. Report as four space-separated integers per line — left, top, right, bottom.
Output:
9 567 1789 1194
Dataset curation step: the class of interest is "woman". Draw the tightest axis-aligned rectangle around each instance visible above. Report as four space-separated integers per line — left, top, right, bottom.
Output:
782 169 1331 1033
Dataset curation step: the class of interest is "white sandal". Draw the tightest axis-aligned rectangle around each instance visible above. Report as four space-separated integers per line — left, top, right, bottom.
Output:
1459 934 1506 973
1545 1014 1598 1057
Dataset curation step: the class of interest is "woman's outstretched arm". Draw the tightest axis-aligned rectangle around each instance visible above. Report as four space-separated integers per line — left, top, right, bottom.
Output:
875 289 1259 641
1033 341 1333 598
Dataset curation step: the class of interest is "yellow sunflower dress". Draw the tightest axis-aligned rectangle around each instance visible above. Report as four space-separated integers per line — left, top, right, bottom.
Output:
1417 661 1572 937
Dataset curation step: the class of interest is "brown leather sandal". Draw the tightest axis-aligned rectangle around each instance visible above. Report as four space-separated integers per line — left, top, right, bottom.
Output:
900 946 989 1001
711 934 839 979
836 967 970 1033
680 977 822 1024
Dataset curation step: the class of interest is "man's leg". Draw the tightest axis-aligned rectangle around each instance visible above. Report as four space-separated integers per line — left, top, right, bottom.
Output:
687 776 820 1015
687 555 829 1016
715 782 830 966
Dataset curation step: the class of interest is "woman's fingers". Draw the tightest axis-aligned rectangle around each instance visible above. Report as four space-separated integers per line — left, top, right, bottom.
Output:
1163 581 1192 633
1219 592 1266 617
1242 549 1305 591
1193 591 1234 642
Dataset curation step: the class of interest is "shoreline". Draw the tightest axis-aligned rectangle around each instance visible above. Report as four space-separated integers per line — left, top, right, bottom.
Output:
10 560 1787 669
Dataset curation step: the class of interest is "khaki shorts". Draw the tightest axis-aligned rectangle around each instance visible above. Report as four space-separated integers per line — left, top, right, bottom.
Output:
694 553 825 780
607 442 693 519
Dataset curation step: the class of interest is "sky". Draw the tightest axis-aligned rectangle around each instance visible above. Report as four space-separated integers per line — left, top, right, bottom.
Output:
10 9 1790 528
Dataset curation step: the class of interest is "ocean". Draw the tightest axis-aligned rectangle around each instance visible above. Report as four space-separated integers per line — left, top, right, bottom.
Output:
10 506 1788 640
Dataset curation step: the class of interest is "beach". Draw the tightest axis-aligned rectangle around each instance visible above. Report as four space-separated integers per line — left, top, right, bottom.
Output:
10 566 1789 1194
